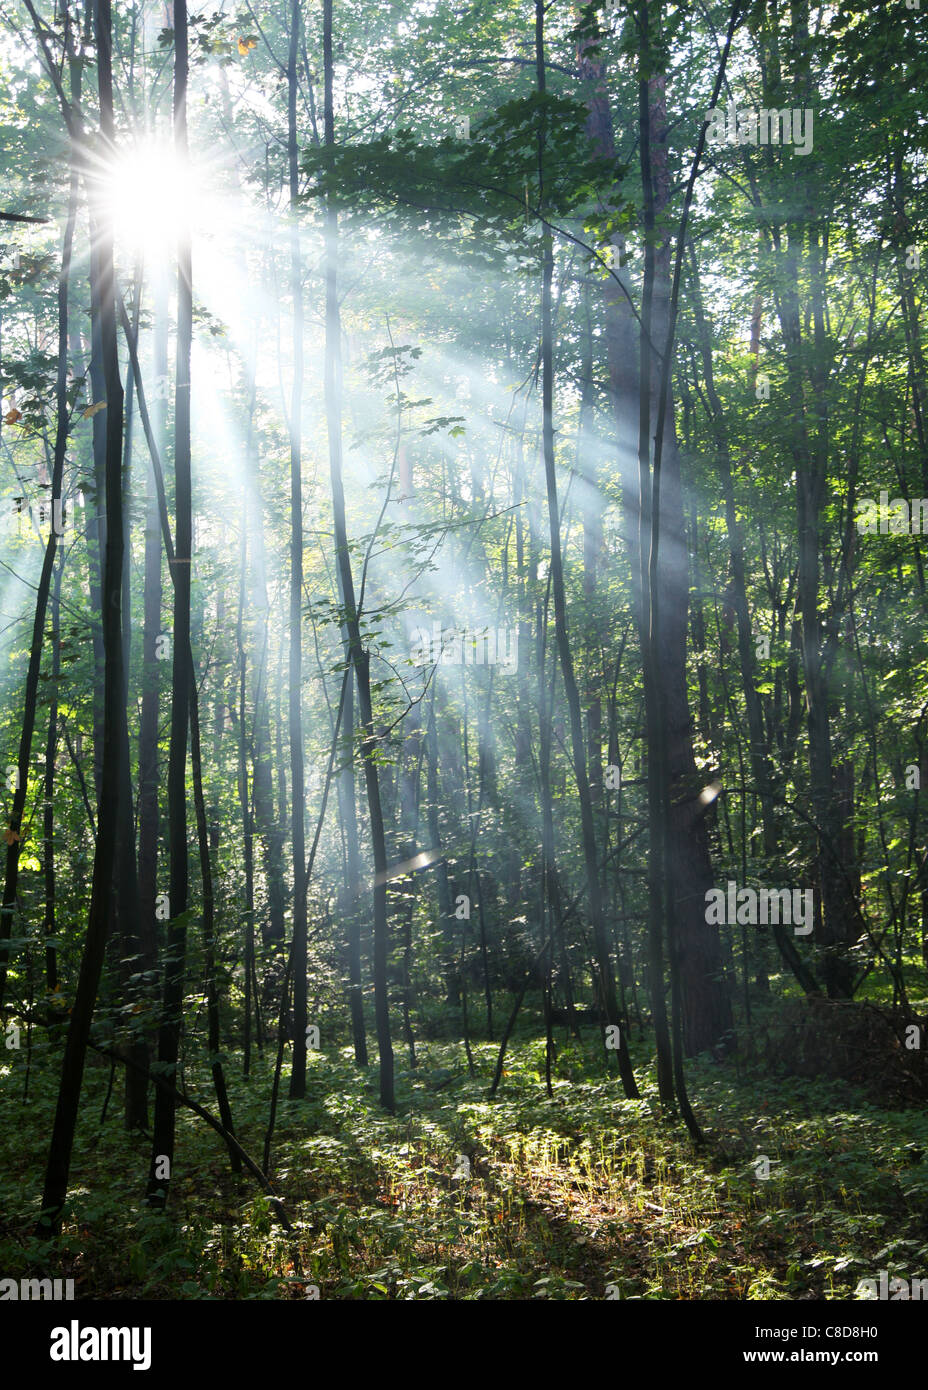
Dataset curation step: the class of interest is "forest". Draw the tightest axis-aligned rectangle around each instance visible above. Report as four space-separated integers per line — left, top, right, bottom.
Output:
0 0 926 1346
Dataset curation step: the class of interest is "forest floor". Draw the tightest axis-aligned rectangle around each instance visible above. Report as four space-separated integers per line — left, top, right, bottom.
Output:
3 1008 928 1301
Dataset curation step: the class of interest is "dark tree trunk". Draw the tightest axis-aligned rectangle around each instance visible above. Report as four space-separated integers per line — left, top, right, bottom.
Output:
148 0 192 1205
647 72 732 1058
42 555 64 995
287 0 309 1100
190 662 240 1167
237 507 257 1076
323 0 394 1110
635 23 676 1111
339 674 368 1064
117 272 145 1131
38 0 126 1230
536 0 638 1099
134 263 167 1123
426 686 459 1010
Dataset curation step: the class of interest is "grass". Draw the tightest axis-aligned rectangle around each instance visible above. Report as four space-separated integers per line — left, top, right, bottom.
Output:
3 1016 928 1300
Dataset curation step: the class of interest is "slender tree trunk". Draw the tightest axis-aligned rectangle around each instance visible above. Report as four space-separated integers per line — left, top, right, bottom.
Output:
535 0 638 1099
461 669 493 1038
287 0 309 1100
189 664 240 1167
117 271 145 1130
635 4 675 1111
134 261 166 1120
148 0 192 1204
38 0 126 1229
339 673 368 1063
86 229 107 807
42 555 64 995
323 0 394 1110
426 685 458 1009
237 506 257 1076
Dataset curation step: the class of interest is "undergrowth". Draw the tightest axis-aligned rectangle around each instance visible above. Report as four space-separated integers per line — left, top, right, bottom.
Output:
3 1021 927 1300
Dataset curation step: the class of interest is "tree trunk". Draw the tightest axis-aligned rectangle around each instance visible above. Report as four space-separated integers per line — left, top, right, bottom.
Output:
426 685 459 1009
338 673 368 1063
286 0 309 1100
134 260 167 1120
116 271 145 1130
148 0 192 1204
39 0 126 1229
190 661 240 1167
42 555 64 995
536 0 638 1099
237 503 257 1076
323 0 394 1110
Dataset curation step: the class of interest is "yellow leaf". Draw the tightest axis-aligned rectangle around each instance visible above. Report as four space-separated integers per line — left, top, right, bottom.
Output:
4 407 22 424
238 36 256 54
82 401 107 419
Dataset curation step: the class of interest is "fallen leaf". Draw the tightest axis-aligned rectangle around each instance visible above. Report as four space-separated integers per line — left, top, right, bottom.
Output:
238 36 256 54
4 827 21 845
4 407 22 424
81 401 106 419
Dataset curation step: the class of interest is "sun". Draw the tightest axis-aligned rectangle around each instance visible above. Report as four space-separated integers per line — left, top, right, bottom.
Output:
100 138 196 256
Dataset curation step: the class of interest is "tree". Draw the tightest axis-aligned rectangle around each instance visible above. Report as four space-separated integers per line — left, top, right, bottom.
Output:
38 0 126 1232
148 0 193 1206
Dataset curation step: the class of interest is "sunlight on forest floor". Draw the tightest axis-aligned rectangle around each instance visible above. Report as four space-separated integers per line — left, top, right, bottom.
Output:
3 1028 926 1300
